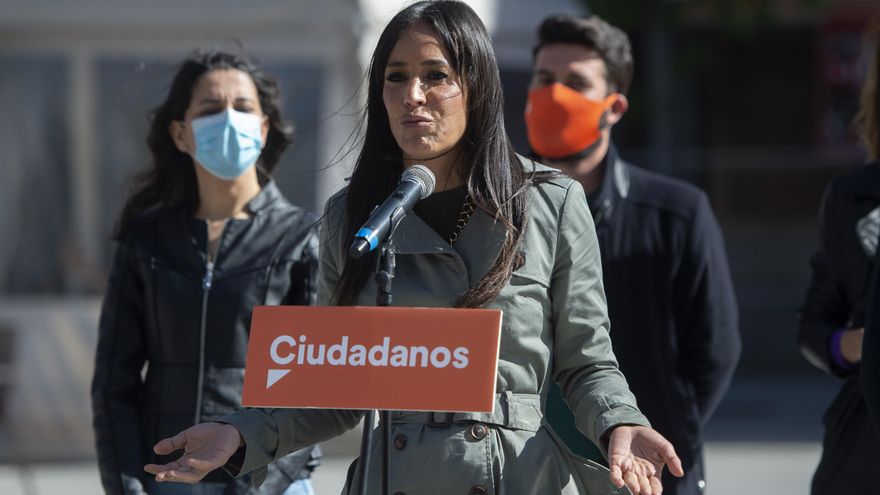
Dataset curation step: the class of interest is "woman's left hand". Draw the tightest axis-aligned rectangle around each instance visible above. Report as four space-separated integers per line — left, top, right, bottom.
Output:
606 425 684 495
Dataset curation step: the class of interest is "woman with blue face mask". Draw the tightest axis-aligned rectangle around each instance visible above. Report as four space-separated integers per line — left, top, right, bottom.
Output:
91 49 321 495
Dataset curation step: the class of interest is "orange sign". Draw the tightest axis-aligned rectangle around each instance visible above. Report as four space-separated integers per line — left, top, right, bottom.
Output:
242 306 503 413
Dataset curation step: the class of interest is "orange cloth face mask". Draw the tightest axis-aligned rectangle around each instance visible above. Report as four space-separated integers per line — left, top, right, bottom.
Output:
524 83 618 160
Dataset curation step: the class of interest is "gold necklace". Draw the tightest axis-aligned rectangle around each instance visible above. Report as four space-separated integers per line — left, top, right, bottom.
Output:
449 194 475 245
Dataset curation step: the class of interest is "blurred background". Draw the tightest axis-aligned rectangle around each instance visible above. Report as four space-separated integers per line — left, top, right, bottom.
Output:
0 0 878 493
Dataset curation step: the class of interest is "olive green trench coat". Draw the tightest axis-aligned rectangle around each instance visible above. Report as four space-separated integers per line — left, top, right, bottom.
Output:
223 160 649 494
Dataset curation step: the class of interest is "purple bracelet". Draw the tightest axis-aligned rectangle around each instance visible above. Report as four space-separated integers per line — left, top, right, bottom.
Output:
830 328 858 370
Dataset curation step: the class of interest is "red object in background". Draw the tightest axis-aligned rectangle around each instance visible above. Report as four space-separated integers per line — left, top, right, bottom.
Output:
818 17 870 146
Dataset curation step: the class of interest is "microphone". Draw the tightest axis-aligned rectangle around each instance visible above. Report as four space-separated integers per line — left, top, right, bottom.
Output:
349 165 436 259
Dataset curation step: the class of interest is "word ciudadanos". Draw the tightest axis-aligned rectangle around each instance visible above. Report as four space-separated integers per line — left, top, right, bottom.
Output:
270 335 470 369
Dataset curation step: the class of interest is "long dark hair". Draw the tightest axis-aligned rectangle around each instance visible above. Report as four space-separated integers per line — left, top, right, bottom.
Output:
113 49 295 239
333 0 530 308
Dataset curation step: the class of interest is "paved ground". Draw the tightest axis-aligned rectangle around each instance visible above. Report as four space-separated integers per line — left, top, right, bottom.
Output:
0 374 838 494
0 443 822 495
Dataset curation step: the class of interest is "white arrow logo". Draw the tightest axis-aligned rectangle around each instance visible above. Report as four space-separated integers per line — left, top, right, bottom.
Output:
266 369 291 389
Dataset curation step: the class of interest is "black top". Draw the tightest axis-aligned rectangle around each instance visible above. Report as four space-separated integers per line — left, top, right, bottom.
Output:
413 185 468 243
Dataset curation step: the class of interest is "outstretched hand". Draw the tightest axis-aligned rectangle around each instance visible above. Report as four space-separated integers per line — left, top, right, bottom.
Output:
607 425 684 495
143 422 242 484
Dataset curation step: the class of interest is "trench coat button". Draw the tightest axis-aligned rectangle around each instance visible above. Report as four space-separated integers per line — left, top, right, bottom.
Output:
470 485 487 495
469 423 488 440
394 433 407 450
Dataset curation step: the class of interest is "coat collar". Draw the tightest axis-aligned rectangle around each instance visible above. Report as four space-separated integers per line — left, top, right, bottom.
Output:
380 154 547 286
587 143 630 224
453 209 508 286
244 179 284 214
178 180 285 264
180 178 284 224
391 207 507 287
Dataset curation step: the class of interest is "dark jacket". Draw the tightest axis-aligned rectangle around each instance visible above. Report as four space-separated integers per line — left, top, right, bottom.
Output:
548 146 740 495
863 171 880 437
91 182 321 495
798 161 880 495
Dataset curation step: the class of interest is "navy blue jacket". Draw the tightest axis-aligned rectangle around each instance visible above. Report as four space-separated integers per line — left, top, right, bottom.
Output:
862 163 880 463
548 146 740 495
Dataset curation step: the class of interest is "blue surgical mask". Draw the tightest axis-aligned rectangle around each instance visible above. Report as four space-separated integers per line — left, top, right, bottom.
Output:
189 108 265 180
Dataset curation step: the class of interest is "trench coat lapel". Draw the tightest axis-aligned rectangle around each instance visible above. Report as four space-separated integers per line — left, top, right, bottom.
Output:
391 213 452 255
451 209 507 287
390 208 506 287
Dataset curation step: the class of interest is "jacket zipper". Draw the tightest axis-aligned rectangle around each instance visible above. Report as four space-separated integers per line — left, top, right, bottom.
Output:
195 216 230 425
194 258 214 425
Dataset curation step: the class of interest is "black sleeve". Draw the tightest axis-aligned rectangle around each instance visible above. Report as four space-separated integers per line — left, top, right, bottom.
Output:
283 219 320 307
862 257 880 430
90 239 148 495
797 183 853 377
673 193 741 424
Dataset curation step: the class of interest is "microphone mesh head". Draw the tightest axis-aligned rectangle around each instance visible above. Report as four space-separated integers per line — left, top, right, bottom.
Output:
402 164 436 199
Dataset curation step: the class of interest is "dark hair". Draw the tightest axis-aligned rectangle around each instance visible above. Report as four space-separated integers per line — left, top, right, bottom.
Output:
333 0 529 308
854 24 880 161
533 14 633 95
113 49 294 239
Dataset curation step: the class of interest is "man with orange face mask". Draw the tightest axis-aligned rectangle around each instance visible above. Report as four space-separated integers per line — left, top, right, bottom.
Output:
526 14 741 495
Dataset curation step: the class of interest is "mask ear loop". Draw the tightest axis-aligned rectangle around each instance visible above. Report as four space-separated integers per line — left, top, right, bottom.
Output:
254 114 271 184
178 119 207 168
596 93 622 131
257 113 270 148
602 93 620 109
173 119 197 158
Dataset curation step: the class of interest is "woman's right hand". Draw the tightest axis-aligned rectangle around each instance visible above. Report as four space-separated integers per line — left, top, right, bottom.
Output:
144 422 243 483
841 327 865 364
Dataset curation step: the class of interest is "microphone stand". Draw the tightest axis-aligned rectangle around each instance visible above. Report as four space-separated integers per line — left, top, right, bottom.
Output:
351 165 433 495
356 238 396 495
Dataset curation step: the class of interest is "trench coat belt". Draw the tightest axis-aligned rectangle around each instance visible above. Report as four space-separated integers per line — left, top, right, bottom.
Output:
389 391 543 432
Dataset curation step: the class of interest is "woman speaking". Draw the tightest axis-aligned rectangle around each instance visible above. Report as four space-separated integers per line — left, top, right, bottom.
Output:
144 2 682 494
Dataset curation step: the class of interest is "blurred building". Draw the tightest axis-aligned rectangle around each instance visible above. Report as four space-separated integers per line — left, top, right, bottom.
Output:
0 0 365 462
0 0 583 463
